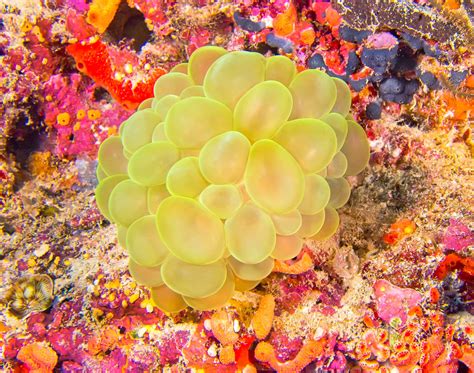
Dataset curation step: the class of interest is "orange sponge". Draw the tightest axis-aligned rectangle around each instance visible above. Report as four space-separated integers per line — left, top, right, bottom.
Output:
86 0 121 34
251 294 275 339
17 342 58 372
219 344 236 365
273 252 313 274
255 338 327 373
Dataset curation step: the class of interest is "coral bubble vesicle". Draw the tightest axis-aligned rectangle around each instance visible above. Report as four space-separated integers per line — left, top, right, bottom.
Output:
225 203 276 264
153 72 193 99
165 97 233 149
108 180 148 227
156 196 225 265
161 255 227 298
180 85 205 99
234 81 293 142
310 207 340 241
199 184 243 219
126 215 169 267
166 157 208 198
296 210 326 238
121 109 161 153
151 122 168 142
203 51 266 109
326 152 348 178
341 120 371 176
150 285 187 314
228 256 274 281
188 46 228 85
98 136 128 176
271 210 302 236
320 113 348 151
183 267 235 311
331 77 352 117
274 119 338 173
289 69 337 119
245 140 305 214
298 174 330 215
128 142 179 187
272 235 304 261
199 131 250 184
95 175 128 221
265 55 296 86
152 94 180 119
147 185 170 214
128 259 164 288
94 46 370 312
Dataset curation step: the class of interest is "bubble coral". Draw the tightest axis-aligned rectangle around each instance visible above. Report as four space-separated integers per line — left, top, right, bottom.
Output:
95 46 370 313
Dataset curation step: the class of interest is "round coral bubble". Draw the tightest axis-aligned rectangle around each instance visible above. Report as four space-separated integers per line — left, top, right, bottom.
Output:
225 203 276 264
156 196 225 265
245 140 305 214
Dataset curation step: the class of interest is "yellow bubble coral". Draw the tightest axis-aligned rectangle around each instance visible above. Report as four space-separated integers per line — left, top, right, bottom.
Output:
95 46 370 313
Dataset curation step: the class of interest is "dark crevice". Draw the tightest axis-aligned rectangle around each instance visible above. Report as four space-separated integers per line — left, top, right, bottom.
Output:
5 102 45 190
105 0 152 52
93 87 112 102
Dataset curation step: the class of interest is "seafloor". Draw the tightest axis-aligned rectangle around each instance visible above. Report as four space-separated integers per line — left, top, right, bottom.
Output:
0 0 473 372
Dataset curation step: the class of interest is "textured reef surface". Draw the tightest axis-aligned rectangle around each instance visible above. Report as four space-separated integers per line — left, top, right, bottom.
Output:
0 0 473 372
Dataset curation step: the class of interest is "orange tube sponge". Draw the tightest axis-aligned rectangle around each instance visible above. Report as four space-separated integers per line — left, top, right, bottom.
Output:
17 343 58 373
87 0 121 34
255 338 327 373
251 294 275 339
273 252 313 274
219 344 236 365
210 310 238 346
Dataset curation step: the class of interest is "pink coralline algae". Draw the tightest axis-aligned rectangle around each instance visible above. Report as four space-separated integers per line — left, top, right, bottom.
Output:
42 73 129 157
158 330 190 366
442 219 474 253
268 331 303 362
373 279 422 326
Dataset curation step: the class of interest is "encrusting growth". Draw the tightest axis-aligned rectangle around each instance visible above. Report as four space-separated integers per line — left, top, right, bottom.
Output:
86 0 121 34
273 252 314 274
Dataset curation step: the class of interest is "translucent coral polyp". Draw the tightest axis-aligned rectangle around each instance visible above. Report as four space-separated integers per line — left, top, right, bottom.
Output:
95 46 370 313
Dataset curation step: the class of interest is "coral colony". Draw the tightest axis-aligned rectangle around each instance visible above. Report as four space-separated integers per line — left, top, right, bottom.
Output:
96 46 369 312
0 0 473 372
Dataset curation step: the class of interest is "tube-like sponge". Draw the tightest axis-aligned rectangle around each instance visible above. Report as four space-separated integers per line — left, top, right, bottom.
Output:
95 46 370 313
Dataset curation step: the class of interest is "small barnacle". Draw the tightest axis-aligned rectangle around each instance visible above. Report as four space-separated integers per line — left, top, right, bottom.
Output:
4 274 54 318
87 109 101 120
56 112 70 126
77 109 86 120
